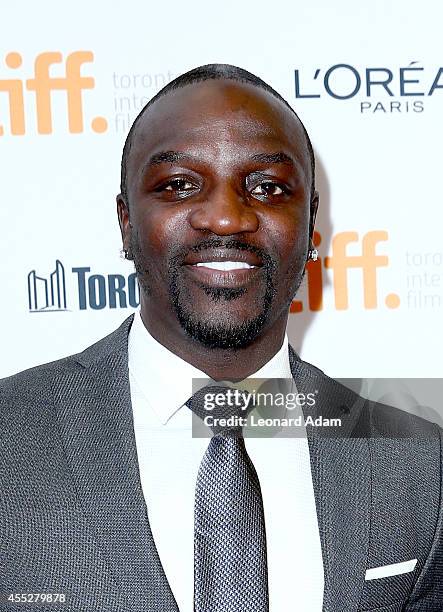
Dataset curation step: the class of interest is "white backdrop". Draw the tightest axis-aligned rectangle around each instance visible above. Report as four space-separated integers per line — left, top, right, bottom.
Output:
1 0 442 379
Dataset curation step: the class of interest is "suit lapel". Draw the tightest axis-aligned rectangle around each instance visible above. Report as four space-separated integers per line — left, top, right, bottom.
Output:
289 346 372 612
54 315 178 612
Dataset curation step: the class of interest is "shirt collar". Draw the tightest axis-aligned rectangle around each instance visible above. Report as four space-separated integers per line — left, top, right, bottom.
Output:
128 310 292 424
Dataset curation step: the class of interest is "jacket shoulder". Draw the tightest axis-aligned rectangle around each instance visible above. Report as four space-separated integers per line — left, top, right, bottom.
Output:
0 314 134 434
292 350 441 438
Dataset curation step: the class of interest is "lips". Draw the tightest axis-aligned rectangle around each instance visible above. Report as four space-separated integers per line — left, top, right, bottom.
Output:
182 249 263 287
183 248 263 268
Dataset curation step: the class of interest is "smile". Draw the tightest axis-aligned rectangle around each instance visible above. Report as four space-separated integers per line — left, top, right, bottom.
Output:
182 263 262 288
193 261 257 271
181 248 264 287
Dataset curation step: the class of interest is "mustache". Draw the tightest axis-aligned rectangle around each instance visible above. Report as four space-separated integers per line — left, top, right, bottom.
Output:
167 238 277 270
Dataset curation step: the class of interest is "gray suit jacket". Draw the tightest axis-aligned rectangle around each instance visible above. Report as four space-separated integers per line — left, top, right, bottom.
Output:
1 314 442 612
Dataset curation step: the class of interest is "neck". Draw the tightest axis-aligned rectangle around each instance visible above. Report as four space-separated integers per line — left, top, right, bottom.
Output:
139 302 288 381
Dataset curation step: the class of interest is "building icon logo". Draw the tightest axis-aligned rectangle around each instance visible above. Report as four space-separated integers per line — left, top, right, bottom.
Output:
27 260 140 312
28 259 67 312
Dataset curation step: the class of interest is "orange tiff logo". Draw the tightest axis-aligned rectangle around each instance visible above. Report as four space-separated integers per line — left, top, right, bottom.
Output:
291 230 400 312
0 51 107 135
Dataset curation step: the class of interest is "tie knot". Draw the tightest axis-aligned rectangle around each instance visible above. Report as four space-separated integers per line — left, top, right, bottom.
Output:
186 384 256 435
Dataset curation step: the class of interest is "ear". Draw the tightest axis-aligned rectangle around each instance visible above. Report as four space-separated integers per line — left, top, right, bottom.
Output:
116 194 132 256
308 190 319 244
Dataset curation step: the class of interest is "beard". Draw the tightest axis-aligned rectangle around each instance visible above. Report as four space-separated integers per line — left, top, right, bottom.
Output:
173 279 276 351
130 234 302 350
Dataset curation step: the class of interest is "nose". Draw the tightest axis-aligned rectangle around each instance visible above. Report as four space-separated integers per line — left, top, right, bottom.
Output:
188 183 259 235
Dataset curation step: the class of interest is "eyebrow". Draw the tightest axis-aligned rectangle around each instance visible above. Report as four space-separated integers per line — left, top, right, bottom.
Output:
144 150 296 169
147 150 196 166
249 152 295 166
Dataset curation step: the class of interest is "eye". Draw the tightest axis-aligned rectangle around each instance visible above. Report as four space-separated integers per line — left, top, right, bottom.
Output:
160 178 196 192
250 181 287 197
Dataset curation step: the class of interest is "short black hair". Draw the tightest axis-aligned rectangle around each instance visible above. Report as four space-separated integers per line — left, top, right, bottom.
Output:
120 63 315 202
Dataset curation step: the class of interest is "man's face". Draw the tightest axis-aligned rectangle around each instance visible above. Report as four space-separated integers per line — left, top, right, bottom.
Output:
118 80 316 349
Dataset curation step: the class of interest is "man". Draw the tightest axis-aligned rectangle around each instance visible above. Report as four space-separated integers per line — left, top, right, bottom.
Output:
1 64 442 612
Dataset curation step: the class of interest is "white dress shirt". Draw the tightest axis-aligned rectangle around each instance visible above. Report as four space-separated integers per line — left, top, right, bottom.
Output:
128 310 324 611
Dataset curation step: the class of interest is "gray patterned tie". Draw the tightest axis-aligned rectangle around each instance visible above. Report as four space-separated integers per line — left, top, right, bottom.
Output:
186 385 269 612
